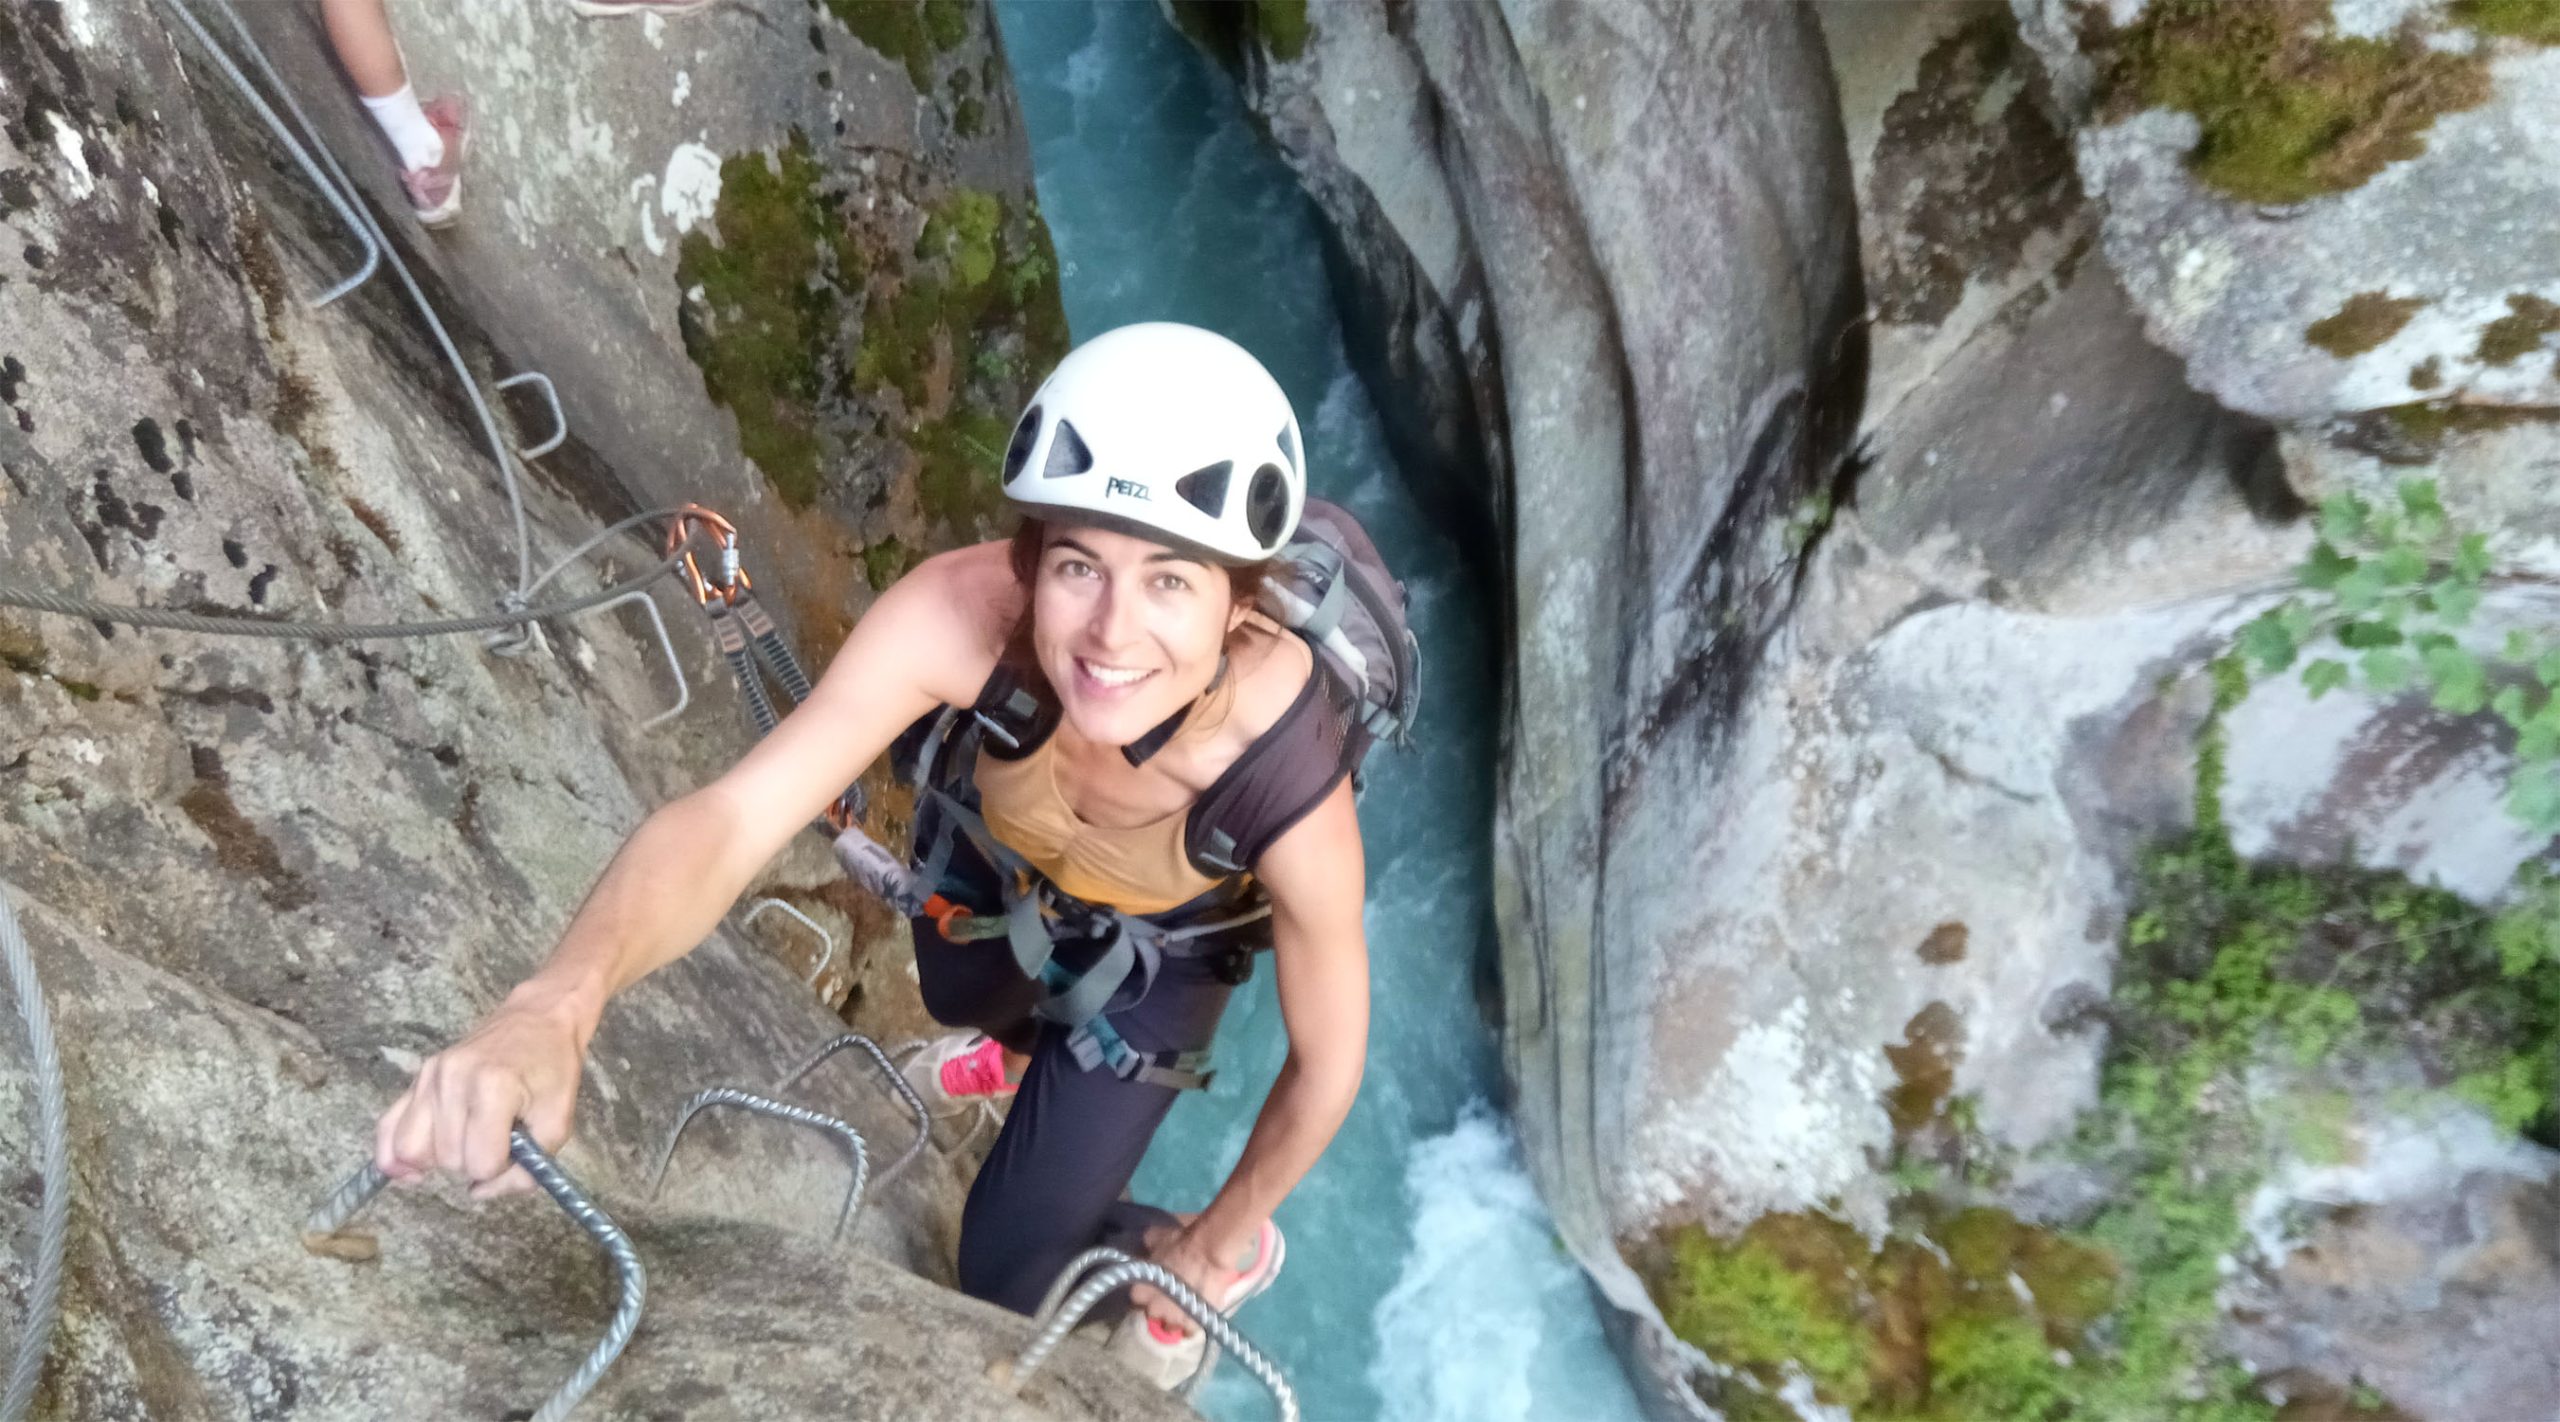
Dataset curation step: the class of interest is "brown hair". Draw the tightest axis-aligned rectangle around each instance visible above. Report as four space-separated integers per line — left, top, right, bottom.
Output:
1002 517 1272 687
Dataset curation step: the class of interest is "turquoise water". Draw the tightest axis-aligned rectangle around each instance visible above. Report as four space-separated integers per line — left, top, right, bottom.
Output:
991 5 1645 1419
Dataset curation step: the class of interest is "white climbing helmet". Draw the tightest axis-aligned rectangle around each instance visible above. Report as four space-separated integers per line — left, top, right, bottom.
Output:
1000 322 1306 565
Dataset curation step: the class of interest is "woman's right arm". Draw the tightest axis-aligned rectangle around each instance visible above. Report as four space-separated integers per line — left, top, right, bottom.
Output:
372 549 1007 1195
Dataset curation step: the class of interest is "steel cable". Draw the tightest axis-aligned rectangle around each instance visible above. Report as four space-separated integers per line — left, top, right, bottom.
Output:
0 895 69 1422
0 555 680 642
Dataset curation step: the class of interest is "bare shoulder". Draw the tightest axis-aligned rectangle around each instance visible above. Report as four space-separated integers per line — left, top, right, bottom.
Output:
1225 615 1317 741
851 540 1019 708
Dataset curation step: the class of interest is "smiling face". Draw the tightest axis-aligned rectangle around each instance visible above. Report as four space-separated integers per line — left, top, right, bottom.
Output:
1027 523 1242 747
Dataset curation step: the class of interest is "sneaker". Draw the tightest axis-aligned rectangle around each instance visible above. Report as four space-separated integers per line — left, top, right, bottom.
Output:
566 0 720 15
399 95 467 229
904 1031 1020 1113
1106 1219 1287 1391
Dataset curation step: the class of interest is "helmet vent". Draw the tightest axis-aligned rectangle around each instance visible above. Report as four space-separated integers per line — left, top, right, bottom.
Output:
1174 461 1234 518
1044 419 1094 479
1003 405 1042 482
1245 463 1289 548
1276 424 1298 477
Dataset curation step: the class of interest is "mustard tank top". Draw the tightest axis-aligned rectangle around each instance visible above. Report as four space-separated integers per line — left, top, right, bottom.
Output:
973 671 1240 916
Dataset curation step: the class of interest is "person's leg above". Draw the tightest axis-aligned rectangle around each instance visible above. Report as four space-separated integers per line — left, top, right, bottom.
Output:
953 1027 1186 1316
320 0 464 226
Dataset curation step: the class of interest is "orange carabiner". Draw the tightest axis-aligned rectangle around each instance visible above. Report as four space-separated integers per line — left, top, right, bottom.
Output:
923 894 974 937
665 503 752 607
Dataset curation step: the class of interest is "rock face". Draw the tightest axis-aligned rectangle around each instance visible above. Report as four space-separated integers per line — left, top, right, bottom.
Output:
0 1 1160 1417
1185 0 2560 1416
2013 0 2560 426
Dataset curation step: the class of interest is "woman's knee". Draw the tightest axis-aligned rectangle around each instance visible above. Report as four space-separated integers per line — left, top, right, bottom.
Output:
955 1222 1065 1315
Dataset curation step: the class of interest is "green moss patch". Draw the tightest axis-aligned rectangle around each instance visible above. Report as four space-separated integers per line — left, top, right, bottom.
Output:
1646 1207 2115 1420
2475 292 2560 366
855 188 1070 536
2305 291 2425 357
2098 0 2492 203
826 0 972 90
2453 0 2560 42
675 131 867 509
861 537 913 590
0 618 46 676
1256 0 1311 61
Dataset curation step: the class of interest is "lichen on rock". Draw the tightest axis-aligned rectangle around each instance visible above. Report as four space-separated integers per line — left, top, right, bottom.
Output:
2306 291 2427 357
2474 291 2560 365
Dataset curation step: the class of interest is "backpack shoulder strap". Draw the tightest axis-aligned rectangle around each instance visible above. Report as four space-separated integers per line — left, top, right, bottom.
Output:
968 662 1056 762
1185 668 1352 877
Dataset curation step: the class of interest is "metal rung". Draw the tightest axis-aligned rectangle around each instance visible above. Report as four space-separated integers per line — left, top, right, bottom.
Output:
742 898 834 987
648 1087 869 1241
576 589 688 729
997 1255 1297 1422
301 1131 645 1422
494 372 569 459
772 1034 930 1186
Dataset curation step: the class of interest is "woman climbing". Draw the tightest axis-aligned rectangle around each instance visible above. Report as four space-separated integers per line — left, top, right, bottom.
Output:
370 323 1383 1383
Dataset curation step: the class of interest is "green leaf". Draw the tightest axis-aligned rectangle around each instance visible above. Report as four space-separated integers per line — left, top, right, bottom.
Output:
2361 648 2415 692
2412 631 2457 658
2303 659 2351 700
2506 629 2536 662
2407 509 2448 546
2240 613 2298 673
2432 580 2482 626
2319 494 2367 547
2493 685 2533 728
2398 478 2445 522
2425 644 2488 715
2336 620 2403 650
2377 545 2430 587
2519 706 2560 762
2299 542 2358 591
2508 766 2560 837
2335 565 2388 614
2279 600 2323 645
2539 649 2560 688
2454 534 2492 583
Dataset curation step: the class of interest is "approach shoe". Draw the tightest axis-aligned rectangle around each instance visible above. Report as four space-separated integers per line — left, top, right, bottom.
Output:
903 1031 1019 1115
399 95 467 229
1106 1218 1287 1392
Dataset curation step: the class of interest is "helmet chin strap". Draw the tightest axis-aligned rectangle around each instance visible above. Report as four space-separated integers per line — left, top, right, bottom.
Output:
1121 654 1228 767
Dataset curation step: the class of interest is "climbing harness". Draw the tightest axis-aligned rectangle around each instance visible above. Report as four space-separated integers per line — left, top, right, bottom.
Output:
0 893 69 1422
305 1131 644 1422
999 1246 1299 1422
649 1088 870 1241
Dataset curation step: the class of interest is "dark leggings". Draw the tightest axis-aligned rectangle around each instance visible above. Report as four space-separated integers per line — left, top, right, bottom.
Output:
913 915 1239 1315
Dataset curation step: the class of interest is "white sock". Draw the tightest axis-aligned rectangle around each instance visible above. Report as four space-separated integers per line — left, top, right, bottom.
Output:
360 84 444 172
